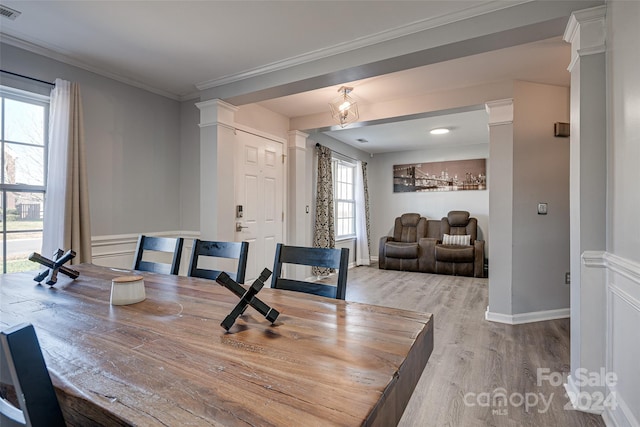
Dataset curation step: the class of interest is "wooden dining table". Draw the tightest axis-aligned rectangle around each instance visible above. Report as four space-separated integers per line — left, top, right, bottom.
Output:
0 263 433 426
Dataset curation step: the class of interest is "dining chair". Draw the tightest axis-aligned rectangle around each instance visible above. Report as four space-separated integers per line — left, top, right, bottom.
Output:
187 239 249 284
271 243 349 300
132 235 184 275
1 323 66 427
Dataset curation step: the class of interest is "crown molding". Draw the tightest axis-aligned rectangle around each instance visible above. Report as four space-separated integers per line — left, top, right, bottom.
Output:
485 99 513 125
195 0 533 91
196 98 239 112
1 33 181 101
1 0 537 100
564 5 606 72
196 99 238 128
179 90 201 102
563 5 606 44
288 130 309 149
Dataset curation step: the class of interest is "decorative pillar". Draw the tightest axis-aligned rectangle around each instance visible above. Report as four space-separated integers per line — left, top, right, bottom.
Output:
286 130 310 280
196 99 238 242
484 99 514 322
287 131 309 246
563 5 607 411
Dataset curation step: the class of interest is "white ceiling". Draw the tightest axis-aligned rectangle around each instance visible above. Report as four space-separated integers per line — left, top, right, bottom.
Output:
258 36 570 153
320 108 490 154
1 0 520 99
258 36 570 119
0 1 572 153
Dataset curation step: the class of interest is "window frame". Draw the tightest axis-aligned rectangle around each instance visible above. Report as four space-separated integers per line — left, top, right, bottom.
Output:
0 86 50 273
332 155 356 241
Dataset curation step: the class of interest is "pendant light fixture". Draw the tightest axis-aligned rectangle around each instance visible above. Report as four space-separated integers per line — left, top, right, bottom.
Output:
329 86 359 128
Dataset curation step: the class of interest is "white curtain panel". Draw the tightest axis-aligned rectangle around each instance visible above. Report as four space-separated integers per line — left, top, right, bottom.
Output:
355 160 370 266
42 79 92 263
42 79 71 258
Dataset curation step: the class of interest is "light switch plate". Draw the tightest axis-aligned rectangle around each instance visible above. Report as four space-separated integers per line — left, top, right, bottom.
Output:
538 203 548 215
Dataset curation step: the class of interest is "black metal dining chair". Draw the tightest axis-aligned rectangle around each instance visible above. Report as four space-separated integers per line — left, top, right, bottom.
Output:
132 235 184 275
271 243 349 300
187 239 249 284
1 323 66 427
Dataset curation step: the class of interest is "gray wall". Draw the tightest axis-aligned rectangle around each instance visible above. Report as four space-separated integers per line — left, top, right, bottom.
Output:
512 81 570 313
368 143 490 257
488 120 514 315
306 132 372 163
0 43 183 237
179 99 200 231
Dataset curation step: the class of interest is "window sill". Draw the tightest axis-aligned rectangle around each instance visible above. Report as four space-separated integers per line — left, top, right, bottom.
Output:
336 236 356 243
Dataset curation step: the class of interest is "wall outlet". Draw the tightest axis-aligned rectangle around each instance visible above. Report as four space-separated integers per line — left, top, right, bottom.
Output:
565 272 571 285
538 203 548 215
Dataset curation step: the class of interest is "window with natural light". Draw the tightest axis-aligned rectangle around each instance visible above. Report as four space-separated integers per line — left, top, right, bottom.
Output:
332 158 356 239
0 87 49 273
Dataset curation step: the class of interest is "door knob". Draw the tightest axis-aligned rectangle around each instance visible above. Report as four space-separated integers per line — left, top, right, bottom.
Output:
236 222 249 232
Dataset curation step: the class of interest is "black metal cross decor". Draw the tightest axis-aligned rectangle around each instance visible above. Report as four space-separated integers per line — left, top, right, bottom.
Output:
216 268 280 331
28 249 80 286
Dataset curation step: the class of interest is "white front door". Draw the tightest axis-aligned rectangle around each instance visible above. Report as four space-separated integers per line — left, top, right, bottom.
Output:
235 130 284 283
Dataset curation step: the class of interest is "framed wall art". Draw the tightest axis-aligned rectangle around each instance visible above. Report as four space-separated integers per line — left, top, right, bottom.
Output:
393 158 486 193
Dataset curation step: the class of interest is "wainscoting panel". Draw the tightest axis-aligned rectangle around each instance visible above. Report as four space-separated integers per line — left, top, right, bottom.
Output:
91 231 199 276
605 253 640 427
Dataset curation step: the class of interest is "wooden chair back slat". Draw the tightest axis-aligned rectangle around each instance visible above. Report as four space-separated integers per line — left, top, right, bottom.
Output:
133 235 184 275
1 323 66 427
187 239 249 284
271 244 349 300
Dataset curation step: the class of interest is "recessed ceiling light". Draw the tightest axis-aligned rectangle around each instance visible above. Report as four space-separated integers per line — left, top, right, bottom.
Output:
430 128 450 135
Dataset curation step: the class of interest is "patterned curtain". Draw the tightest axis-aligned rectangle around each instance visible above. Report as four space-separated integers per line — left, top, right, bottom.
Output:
362 161 371 254
313 144 334 276
355 160 370 266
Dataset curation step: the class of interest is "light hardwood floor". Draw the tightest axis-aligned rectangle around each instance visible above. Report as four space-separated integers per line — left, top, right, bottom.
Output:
343 264 605 427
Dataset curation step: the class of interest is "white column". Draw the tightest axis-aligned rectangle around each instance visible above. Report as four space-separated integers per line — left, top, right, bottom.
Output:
286 130 311 280
485 99 514 322
563 5 607 411
196 99 238 242
287 131 309 246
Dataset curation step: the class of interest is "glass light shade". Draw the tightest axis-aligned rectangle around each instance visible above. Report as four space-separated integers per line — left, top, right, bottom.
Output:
430 128 450 135
329 87 359 128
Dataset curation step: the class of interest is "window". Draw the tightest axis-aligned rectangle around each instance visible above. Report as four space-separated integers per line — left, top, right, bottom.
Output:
332 157 356 239
0 87 49 273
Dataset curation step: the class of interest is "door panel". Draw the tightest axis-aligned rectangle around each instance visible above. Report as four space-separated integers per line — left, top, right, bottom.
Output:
235 131 283 283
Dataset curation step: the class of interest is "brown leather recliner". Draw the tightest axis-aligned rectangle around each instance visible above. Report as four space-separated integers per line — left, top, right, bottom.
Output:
433 211 484 277
379 213 427 272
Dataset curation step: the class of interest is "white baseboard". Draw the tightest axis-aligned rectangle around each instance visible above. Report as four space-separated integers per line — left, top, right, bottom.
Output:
485 306 570 324
564 375 604 415
603 390 640 427
567 373 640 427
601 411 617 427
